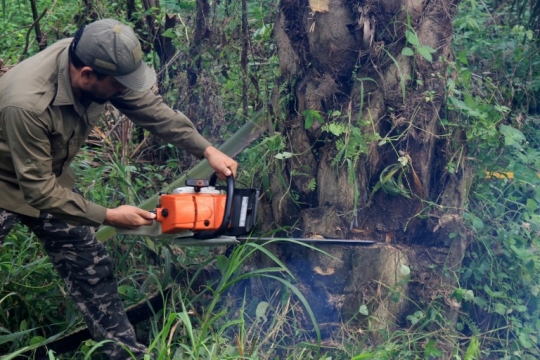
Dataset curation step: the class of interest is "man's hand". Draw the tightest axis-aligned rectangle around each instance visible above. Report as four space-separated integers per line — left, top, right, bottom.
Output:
204 146 238 180
103 205 156 229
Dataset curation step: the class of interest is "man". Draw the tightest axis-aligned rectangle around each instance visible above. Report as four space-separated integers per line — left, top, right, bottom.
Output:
0 19 237 359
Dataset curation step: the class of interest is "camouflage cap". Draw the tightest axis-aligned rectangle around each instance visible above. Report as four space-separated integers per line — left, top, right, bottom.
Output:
74 19 156 92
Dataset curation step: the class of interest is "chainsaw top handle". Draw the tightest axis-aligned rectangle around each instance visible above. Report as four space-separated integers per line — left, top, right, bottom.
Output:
192 173 234 240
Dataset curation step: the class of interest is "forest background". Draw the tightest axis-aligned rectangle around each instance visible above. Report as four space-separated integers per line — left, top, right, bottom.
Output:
1 0 540 359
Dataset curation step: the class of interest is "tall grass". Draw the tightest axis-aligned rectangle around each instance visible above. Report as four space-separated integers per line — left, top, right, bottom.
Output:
1 235 344 359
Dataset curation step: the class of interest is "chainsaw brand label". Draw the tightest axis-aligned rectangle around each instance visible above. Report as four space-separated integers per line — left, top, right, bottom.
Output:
239 196 249 227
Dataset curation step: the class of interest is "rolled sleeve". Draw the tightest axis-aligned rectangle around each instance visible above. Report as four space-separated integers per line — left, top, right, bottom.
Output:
111 90 212 158
0 106 107 226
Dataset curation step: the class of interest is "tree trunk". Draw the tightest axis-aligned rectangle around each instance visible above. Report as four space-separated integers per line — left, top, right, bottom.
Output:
254 0 467 347
141 0 179 91
186 0 211 120
29 0 46 51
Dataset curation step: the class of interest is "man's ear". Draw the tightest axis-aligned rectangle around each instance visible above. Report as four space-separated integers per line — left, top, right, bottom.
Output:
80 66 95 82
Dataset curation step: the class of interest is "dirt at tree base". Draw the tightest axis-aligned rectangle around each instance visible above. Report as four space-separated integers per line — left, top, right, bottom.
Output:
247 239 463 347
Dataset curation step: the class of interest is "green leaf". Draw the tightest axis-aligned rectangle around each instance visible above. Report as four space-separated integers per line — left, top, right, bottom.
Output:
352 353 375 360
464 290 475 302
472 217 484 230
303 110 324 129
418 46 434 62
464 336 480 360
483 284 503 298
161 28 176 38
513 165 539 185
500 124 525 148
304 114 314 129
216 255 230 276
255 301 269 322
359 304 369 315
275 152 292 160
327 123 346 136
473 296 487 307
407 311 423 326
519 332 533 349
29 336 46 345
452 289 464 302
401 47 414 56
493 302 507 315
400 264 411 276
424 340 442 358
457 49 469 65
510 244 530 259
526 199 538 212
405 30 420 47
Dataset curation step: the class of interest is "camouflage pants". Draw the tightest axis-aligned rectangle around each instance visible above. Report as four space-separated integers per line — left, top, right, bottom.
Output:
0 208 148 360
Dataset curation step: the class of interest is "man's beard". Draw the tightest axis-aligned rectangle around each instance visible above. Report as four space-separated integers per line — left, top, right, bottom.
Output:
80 90 111 105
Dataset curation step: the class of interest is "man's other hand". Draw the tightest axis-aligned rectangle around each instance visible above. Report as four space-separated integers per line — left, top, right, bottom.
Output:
204 146 238 180
103 205 156 229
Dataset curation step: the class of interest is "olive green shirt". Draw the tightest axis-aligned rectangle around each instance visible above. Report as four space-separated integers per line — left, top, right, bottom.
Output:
0 38 212 227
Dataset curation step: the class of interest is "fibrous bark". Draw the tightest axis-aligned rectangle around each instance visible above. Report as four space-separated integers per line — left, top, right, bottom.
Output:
254 0 467 344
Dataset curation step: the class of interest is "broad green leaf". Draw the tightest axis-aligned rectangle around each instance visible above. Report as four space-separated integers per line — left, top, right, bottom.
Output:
418 46 434 62
255 301 269 322
513 165 539 185
493 302 507 315
500 124 525 148
303 110 324 129
526 199 538 212
29 335 46 345
402 47 414 56
400 264 411 276
216 255 230 276
275 152 292 160
161 28 176 38
519 332 533 349
304 114 314 129
510 244 530 259
471 216 484 230
359 304 369 315
484 284 503 298
473 296 487 307
405 30 420 47
464 290 475 302
424 340 442 357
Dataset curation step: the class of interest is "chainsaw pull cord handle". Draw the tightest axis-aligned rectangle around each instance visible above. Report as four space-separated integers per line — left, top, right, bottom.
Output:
192 174 234 240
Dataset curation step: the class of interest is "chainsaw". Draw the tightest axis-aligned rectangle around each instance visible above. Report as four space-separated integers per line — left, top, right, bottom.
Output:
117 174 374 246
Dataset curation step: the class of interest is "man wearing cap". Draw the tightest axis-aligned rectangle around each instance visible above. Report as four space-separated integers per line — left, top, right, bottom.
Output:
0 19 237 359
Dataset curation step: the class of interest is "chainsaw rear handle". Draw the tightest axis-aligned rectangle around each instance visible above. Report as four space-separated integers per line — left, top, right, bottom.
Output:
192 174 234 240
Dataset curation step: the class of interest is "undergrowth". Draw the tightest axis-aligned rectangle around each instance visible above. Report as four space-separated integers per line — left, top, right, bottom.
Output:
450 1 540 358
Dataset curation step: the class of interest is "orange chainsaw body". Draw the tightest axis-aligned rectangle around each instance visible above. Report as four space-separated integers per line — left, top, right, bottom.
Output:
156 193 227 234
